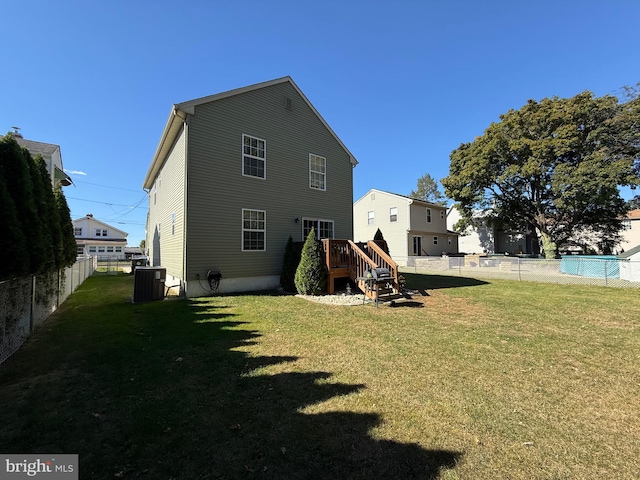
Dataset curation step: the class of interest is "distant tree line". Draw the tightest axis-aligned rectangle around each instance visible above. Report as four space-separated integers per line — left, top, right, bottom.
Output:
0 133 77 281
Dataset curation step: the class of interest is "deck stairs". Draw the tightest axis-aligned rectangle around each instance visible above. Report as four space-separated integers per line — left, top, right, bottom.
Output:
322 239 402 302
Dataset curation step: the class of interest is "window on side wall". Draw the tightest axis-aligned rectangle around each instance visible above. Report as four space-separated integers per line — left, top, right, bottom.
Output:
242 209 266 251
433 236 438 245
390 207 397 222
309 154 326 190
426 208 431 223
74 227 82 236
242 134 266 179
368 211 375 225
440 210 445 220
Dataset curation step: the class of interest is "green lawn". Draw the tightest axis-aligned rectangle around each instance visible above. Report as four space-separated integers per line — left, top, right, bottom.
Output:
1 273 639 479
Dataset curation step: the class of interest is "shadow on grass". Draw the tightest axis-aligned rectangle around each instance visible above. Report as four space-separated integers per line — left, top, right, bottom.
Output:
0 274 462 479
403 272 489 291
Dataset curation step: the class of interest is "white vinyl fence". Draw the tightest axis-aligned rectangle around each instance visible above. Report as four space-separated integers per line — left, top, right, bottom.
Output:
0 256 97 365
405 255 640 288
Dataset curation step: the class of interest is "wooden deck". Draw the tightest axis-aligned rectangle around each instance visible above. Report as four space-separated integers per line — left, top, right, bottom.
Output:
322 239 400 299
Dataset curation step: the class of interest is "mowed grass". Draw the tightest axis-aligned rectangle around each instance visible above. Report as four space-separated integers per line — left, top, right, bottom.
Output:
1 272 639 479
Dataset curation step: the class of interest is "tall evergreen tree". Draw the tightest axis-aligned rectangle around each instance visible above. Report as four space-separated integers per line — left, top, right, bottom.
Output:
55 184 78 267
280 235 300 293
0 172 28 279
294 228 327 295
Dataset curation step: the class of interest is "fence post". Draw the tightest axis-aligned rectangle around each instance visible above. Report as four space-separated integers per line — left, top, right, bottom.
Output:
604 260 608 286
518 258 522 281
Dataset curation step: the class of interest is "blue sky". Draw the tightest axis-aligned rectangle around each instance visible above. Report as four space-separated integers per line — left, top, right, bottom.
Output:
3 0 639 246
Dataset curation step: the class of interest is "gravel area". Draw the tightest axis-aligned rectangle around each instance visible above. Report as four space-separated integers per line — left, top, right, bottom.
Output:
296 292 368 306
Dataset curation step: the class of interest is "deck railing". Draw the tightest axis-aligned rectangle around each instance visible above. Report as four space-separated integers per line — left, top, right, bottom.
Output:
322 239 400 297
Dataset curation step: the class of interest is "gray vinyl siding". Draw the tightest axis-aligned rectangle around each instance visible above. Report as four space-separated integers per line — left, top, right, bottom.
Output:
185 81 353 280
147 127 186 278
407 203 450 256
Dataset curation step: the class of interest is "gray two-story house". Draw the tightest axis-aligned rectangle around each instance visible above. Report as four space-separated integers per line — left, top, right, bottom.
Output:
143 76 358 296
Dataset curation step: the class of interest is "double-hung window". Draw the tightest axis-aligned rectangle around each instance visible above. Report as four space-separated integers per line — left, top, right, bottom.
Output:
309 154 326 190
74 227 82 236
368 211 375 225
390 207 398 222
242 134 266 179
95 228 108 237
426 208 432 223
242 209 266 251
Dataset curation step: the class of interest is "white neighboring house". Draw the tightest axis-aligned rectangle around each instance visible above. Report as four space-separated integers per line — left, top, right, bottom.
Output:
446 205 535 255
13 131 73 188
73 214 128 260
353 189 458 265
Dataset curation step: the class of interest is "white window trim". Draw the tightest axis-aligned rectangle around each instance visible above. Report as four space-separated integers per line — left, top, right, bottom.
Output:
390 207 398 222
368 211 375 225
426 208 432 223
242 208 267 252
242 134 267 180
302 217 334 240
309 153 326 191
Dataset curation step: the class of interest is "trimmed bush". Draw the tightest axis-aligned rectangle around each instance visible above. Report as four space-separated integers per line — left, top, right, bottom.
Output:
280 236 301 293
294 228 326 295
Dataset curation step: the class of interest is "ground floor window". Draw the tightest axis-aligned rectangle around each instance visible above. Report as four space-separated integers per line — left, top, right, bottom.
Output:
242 209 266 251
303 218 334 240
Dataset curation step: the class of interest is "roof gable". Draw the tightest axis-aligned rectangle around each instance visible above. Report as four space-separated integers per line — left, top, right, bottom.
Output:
73 215 128 236
144 76 357 189
354 188 447 209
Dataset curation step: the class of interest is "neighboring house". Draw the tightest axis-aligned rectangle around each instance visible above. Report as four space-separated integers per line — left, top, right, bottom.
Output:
73 214 128 259
353 189 458 265
143 76 358 296
446 205 535 255
13 130 73 188
619 209 640 253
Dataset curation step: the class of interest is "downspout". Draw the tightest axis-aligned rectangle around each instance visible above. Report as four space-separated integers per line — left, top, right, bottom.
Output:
180 111 189 297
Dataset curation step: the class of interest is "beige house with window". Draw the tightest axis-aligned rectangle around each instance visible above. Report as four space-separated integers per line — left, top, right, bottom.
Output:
353 189 458 265
143 76 357 296
73 214 128 259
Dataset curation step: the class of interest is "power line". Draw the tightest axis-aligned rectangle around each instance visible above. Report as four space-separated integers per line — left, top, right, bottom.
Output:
65 195 148 209
72 180 144 193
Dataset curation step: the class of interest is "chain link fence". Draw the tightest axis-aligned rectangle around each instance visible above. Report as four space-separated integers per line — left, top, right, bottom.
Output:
0 256 97 365
404 255 640 288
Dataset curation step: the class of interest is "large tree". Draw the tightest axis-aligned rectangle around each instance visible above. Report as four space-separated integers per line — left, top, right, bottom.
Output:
442 90 640 256
410 173 447 205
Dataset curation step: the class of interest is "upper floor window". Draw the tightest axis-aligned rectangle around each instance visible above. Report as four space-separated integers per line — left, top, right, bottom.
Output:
242 134 266 179
440 210 445 220
622 219 632 231
433 236 438 245
390 207 398 222
426 208 432 223
74 227 82 236
242 209 266 251
309 154 326 190
95 228 108 237
368 211 375 225
88 246 97 253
